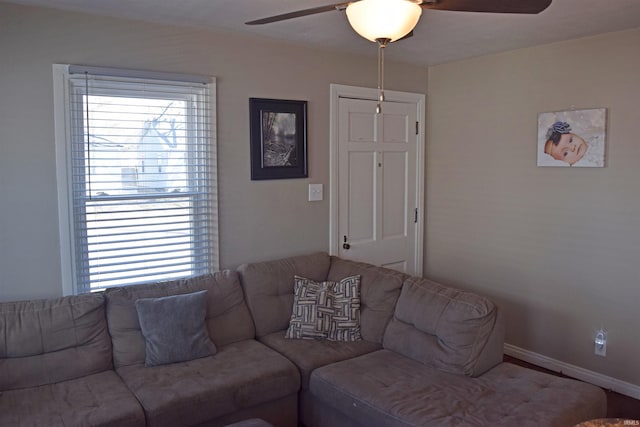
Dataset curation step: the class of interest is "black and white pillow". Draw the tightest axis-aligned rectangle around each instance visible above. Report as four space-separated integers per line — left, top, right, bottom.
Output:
285 275 362 342
327 275 362 341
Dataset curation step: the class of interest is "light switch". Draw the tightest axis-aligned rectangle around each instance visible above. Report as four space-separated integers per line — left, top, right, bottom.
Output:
308 184 323 202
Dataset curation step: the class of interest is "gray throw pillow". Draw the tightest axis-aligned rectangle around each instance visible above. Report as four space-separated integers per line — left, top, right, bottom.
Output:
135 290 216 367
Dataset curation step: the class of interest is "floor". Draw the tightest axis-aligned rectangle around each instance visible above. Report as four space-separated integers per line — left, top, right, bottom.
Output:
504 355 640 420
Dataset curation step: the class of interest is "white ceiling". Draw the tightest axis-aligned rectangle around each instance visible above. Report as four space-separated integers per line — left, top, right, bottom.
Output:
6 0 640 66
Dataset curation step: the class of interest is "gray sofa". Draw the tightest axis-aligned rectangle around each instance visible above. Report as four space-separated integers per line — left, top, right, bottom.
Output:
0 271 299 427
238 253 607 427
0 252 606 426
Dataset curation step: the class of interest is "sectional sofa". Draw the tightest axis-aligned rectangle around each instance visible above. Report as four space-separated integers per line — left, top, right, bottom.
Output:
0 252 607 426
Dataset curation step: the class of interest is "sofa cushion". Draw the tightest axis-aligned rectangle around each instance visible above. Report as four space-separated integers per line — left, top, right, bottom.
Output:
285 275 361 342
105 271 254 368
238 252 331 338
116 339 300 427
310 350 607 427
327 257 406 343
259 330 380 389
0 293 112 391
136 290 216 366
383 276 498 376
0 370 145 427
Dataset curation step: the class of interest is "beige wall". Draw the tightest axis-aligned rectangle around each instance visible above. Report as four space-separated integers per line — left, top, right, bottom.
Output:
0 2 427 301
426 29 640 387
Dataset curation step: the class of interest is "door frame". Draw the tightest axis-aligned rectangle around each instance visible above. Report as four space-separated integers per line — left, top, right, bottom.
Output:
329 84 426 275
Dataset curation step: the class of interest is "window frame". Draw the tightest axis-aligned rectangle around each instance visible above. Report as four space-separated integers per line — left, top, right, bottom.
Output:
53 64 219 295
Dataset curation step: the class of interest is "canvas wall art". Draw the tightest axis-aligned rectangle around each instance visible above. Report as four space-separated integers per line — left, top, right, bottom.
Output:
537 108 606 167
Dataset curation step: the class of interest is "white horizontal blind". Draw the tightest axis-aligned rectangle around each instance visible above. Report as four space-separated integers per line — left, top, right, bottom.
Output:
64 68 215 293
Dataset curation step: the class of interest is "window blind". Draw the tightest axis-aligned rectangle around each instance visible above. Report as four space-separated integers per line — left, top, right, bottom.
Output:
62 67 216 293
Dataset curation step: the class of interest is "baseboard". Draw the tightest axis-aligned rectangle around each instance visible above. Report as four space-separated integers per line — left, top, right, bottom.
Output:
504 343 640 400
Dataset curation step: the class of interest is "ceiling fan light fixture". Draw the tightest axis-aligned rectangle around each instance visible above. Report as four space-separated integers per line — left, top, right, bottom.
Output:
346 0 422 42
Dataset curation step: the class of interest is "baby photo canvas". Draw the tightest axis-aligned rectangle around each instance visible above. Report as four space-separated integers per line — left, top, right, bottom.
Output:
537 108 606 167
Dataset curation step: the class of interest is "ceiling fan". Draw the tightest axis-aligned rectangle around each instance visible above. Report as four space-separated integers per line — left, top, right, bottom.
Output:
247 0 553 112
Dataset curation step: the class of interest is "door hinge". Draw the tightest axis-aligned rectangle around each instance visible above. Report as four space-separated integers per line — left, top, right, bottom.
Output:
414 208 418 223
415 121 419 135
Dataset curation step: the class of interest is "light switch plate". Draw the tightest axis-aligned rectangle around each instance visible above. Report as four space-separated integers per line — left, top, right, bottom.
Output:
308 184 323 202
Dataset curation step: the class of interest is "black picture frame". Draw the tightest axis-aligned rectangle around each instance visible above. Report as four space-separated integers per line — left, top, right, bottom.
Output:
249 98 308 180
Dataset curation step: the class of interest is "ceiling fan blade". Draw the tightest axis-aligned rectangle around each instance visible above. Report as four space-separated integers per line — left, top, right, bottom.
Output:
394 30 414 43
246 2 352 25
421 0 552 14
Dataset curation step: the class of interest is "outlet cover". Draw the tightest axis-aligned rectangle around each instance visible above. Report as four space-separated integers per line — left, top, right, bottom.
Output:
594 329 607 357
308 184 323 202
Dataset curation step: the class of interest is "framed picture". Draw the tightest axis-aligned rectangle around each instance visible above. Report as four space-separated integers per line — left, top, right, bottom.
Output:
537 108 606 167
249 98 308 180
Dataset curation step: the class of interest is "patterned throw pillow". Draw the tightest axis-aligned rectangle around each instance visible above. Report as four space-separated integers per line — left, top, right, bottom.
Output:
285 275 362 342
285 276 333 340
327 275 362 341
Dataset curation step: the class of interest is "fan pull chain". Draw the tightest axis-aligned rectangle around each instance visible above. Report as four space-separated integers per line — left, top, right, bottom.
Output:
376 38 389 114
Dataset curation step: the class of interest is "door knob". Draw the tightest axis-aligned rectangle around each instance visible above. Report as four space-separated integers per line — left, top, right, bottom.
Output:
342 235 351 250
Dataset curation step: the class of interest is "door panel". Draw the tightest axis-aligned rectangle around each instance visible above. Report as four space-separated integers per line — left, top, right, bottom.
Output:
382 151 407 239
348 112 376 142
347 152 375 243
381 260 407 271
382 113 408 143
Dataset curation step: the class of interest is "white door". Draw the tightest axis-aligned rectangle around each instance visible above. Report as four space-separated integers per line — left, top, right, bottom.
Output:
335 96 422 275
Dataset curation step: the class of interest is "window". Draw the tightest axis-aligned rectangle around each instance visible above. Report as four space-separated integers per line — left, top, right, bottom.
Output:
53 65 218 295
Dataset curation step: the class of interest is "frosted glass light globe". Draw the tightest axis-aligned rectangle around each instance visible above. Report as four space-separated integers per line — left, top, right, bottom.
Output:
346 0 422 42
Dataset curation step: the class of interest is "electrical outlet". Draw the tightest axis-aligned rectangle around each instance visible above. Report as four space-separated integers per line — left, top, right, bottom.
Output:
594 329 607 357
